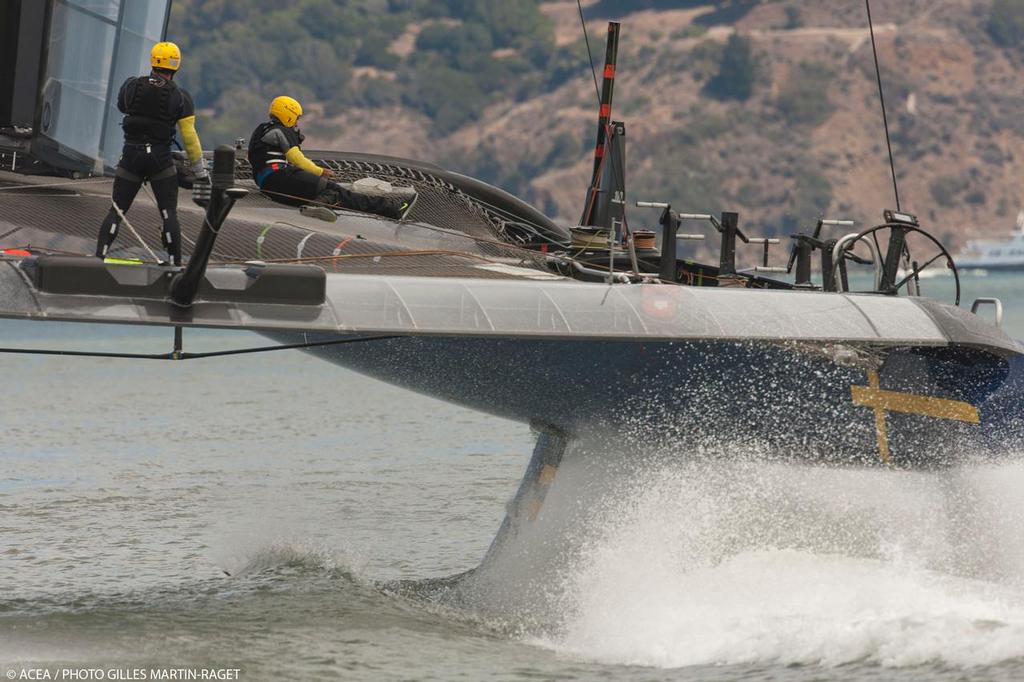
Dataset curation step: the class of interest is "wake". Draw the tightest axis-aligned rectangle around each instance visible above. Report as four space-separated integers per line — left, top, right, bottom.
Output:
459 449 1024 669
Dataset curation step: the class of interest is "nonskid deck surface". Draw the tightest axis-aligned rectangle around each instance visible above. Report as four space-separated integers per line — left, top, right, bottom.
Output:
0 169 555 281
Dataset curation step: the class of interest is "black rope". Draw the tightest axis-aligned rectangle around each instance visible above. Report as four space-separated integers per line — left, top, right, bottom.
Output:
865 0 901 212
0 334 402 361
577 0 602 108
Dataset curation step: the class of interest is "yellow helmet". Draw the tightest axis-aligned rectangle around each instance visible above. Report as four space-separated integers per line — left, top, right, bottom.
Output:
269 96 303 128
151 42 181 71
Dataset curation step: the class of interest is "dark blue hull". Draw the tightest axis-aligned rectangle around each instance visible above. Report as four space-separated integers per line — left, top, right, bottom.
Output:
296 335 1024 468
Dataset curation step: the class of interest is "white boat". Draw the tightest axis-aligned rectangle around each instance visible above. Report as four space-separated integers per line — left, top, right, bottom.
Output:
955 212 1024 271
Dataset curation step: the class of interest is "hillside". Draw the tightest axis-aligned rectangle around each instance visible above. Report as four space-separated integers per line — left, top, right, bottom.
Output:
169 0 1024 249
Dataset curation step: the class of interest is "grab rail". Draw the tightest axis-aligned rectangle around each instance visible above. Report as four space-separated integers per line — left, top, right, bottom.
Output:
832 232 882 292
970 298 1004 328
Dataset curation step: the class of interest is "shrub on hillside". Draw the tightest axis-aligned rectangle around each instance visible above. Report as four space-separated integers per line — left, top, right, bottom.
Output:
930 174 969 208
987 0 1024 48
355 77 402 108
356 31 401 69
400 62 487 133
783 6 803 30
416 22 494 70
702 34 759 101
440 0 553 49
776 62 835 126
544 40 590 89
780 169 832 232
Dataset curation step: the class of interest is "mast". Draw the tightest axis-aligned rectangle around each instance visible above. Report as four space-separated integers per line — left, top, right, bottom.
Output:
579 21 620 227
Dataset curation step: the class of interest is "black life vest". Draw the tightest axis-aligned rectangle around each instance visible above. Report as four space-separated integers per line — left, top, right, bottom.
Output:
247 120 304 175
119 75 184 145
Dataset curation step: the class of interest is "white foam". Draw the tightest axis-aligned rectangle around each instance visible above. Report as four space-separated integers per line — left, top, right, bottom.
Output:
529 458 1024 669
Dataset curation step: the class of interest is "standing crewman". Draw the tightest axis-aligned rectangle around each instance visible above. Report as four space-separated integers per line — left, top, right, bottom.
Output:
248 96 416 220
95 41 207 266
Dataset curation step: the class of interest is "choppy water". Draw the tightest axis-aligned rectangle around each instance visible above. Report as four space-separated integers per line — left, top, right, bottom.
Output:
3 272 1024 681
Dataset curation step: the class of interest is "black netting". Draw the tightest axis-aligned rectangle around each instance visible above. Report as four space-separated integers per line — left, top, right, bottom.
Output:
234 153 517 244
0 168 556 279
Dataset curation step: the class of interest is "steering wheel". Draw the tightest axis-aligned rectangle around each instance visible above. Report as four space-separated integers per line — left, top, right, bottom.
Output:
834 223 960 306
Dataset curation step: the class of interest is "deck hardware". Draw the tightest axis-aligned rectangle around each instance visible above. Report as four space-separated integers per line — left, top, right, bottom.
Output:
970 298 1004 328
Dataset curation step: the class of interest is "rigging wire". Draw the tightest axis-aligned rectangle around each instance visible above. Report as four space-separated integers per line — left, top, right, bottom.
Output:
0 334 403 362
865 0 902 212
0 177 110 192
577 0 602 108
212 249 504 267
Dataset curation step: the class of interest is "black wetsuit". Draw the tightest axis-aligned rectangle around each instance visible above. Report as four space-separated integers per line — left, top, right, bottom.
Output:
95 72 195 265
247 120 403 217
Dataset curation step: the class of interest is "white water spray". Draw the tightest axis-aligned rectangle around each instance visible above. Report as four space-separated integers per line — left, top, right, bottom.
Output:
485 451 1024 669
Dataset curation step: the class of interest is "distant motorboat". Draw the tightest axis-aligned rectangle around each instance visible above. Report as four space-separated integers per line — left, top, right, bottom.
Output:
955 212 1024 271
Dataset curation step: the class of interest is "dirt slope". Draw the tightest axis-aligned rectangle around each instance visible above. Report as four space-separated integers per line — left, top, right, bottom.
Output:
313 0 1023 250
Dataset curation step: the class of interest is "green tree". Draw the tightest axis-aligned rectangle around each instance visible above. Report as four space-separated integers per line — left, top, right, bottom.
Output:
478 0 554 49
416 22 494 70
356 31 401 69
401 62 487 133
168 0 564 140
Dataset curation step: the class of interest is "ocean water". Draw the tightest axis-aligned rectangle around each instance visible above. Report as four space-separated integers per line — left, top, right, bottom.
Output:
2 272 1024 681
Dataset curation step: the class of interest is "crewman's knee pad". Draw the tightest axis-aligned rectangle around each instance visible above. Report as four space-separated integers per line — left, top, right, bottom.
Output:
159 207 182 265
95 209 122 257
160 207 180 246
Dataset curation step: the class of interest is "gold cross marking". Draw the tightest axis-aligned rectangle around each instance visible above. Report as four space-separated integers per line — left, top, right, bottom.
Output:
851 370 980 464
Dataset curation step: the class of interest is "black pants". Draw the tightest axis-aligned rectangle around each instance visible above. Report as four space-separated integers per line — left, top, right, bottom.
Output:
96 144 181 265
260 166 401 218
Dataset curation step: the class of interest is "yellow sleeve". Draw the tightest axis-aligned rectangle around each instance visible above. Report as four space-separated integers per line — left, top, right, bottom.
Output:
177 115 203 165
285 146 324 176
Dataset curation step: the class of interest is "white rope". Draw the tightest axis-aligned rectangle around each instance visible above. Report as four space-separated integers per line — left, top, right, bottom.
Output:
110 201 161 263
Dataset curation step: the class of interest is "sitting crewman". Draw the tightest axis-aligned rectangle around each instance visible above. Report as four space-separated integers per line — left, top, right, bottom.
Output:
248 96 416 221
95 41 207 266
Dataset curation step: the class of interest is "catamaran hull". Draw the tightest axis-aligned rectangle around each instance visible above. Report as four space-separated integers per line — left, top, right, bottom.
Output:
294 334 1024 468
2 259 1022 468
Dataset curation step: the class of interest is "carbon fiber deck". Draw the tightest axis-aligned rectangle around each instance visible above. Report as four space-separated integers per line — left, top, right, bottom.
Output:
0 157 559 281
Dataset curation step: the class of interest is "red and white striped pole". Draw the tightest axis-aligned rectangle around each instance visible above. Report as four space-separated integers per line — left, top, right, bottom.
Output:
580 21 620 226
